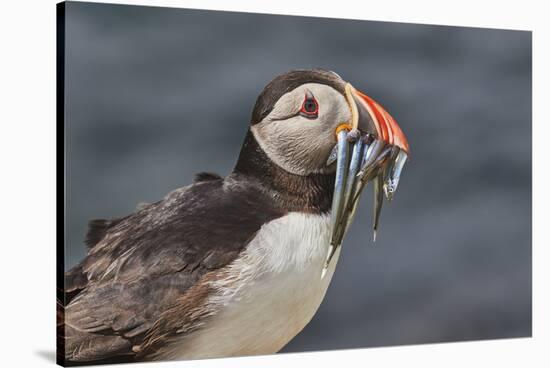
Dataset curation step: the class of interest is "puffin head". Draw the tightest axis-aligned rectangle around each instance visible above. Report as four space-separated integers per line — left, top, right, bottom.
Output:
248 69 409 176
236 69 411 276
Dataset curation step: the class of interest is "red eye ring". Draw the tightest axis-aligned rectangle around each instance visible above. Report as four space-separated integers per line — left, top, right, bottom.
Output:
300 94 319 118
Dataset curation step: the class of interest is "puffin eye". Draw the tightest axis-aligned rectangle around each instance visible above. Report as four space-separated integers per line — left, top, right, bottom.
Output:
300 94 319 119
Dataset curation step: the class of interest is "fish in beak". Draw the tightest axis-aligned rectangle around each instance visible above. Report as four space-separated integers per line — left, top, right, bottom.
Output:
322 83 410 278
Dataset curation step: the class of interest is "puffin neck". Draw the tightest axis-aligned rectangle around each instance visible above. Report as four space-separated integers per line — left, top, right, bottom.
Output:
232 130 335 214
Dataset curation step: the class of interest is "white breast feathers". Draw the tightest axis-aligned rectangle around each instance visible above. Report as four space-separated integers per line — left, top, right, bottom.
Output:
159 212 341 360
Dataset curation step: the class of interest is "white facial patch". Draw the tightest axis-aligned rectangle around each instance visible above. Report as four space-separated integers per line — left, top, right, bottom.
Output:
252 83 352 176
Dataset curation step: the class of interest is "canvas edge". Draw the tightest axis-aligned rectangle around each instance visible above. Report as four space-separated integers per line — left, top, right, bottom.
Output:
56 1 67 367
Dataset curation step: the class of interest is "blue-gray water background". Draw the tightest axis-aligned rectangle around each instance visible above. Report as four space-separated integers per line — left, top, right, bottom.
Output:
63 1 532 353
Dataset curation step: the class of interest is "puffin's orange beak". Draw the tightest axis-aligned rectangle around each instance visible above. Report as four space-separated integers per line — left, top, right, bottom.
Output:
322 83 411 278
350 85 410 154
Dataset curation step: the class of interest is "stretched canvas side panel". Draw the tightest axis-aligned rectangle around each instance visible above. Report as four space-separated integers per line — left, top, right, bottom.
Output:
56 2 66 367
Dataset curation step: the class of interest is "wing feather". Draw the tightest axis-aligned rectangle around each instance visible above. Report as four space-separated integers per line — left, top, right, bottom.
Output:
60 174 284 364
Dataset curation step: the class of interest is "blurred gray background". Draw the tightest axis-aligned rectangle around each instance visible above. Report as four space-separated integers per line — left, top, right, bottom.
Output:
63 1 532 353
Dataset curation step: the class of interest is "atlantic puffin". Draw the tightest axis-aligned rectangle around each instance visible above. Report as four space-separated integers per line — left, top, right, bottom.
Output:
59 69 410 365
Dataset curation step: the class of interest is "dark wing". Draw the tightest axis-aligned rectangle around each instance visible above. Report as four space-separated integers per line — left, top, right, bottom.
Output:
60 174 284 364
